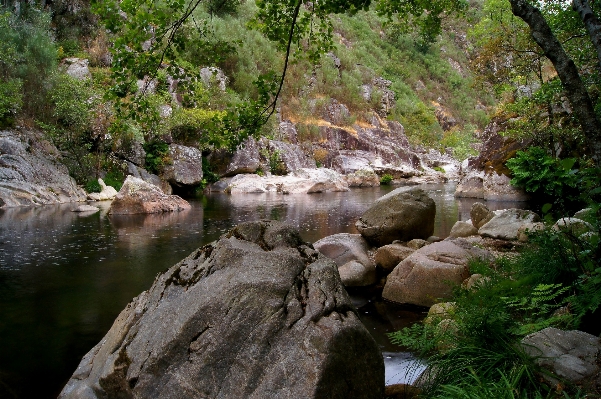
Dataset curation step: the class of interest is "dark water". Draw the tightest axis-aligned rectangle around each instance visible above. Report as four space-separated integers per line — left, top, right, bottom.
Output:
0 184 527 398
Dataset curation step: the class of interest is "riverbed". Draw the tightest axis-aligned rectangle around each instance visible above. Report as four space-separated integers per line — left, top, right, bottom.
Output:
0 183 527 398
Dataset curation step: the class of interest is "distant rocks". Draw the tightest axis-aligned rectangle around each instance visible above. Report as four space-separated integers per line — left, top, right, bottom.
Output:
355 188 436 246
62 58 91 80
209 168 349 194
72 204 99 213
59 220 384 399
0 129 87 208
109 176 190 214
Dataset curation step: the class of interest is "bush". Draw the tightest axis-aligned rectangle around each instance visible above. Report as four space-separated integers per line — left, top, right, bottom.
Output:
168 108 227 149
143 140 170 174
0 78 22 127
505 147 596 216
0 7 57 118
380 174 393 185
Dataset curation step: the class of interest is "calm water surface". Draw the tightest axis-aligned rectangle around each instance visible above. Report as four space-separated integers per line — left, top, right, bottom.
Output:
0 183 526 398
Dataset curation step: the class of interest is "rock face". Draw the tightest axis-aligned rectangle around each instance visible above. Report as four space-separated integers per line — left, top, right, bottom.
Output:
59 220 384 399
0 129 87 207
127 162 172 194
521 327 601 386
383 240 488 307
355 188 436 246
224 139 261 176
109 176 191 214
87 178 118 201
478 209 541 240
314 233 376 286
161 144 204 187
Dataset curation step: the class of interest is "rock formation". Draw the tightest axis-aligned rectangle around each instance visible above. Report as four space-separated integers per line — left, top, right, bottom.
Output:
0 129 86 207
355 188 436 246
314 233 376 286
109 176 191 214
59 220 384 399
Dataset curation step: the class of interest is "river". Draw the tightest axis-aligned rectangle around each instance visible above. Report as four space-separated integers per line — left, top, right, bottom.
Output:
0 183 527 398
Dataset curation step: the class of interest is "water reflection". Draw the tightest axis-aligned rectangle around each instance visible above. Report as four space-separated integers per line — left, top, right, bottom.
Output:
0 184 529 398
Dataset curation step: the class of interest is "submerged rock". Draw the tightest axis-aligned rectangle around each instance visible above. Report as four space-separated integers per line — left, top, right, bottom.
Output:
109 176 190 214
59 220 384 399
355 188 436 246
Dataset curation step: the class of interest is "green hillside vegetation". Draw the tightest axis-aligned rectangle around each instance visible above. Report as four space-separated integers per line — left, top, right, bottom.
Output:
1 0 492 191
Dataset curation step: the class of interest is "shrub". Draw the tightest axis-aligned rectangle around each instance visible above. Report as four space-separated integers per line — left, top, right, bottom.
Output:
143 140 170 174
0 78 22 127
168 108 227 149
440 125 479 161
380 174 393 185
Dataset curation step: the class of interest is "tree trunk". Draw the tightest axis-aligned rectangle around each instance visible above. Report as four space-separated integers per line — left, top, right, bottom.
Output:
509 0 601 165
572 0 601 69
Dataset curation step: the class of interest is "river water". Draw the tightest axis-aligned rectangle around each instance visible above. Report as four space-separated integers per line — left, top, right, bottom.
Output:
0 183 527 398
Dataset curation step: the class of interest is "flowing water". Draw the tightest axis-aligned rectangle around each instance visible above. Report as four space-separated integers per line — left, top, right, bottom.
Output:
0 183 528 398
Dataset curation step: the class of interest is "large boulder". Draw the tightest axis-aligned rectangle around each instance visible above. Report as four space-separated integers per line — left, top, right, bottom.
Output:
382 240 488 307
374 244 415 274
161 144 204 186
63 58 91 80
224 139 261 176
521 327 601 386
0 129 87 207
59 220 384 399
448 221 478 238
109 176 191 214
470 202 494 229
314 233 376 286
355 188 436 246
478 209 541 240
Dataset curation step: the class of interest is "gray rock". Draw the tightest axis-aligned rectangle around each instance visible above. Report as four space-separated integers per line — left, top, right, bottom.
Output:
162 144 203 186
521 327 601 385
0 129 87 208
478 209 541 240
224 138 261 176
345 170 380 187
552 217 594 237
483 172 530 201
573 208 593 220
59 220 384 399
470 202 494 229
338 260 377 287
127 162 172 194
383 240 488 307
314 233 376 286
407 239 429 249
374 244 415 273
449 221 478 238
72 204 100 213
356 188 436 246
109 176 190 214
87 178 118 201
63 58 91 80
516 222 545 242
264 139 316 174
200 66 228 91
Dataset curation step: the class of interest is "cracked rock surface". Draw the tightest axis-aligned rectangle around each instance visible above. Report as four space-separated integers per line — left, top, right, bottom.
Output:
59 220 384 399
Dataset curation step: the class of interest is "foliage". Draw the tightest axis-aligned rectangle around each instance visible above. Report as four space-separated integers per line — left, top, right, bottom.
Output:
387 240 600 397
380 174 393 184
441 125 479 161
261 147 287 176
0 78 22 127
0 6 57 118
168 108 227 149
143 140 170 175
505 147 594 215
